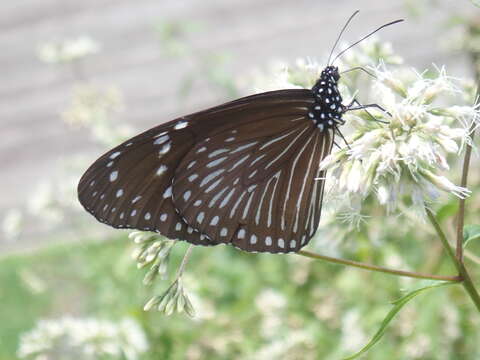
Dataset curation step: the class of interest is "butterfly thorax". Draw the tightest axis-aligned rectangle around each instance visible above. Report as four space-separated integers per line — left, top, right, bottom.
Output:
309 66 344 132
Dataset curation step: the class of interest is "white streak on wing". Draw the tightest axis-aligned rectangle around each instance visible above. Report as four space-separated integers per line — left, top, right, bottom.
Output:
248 169 258 179
208 148 229 158
292 134 318 233
228 154 250 171
289 115 308 122
210 216 219 226
219 188 236 208
200 169 225 187
208 186 229 208
265 126 309 170
281 136 314 230
241 190 255 220
207 157 227 168
255 172 277 225
250 154 266 167
230 190 247 218
230 142 257 154
259 128 298 150
267 171 281 227
205 177 223 193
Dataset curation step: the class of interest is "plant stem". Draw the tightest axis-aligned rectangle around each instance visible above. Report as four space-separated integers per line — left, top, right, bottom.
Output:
297 250 460 282
456 127 476 261
427 209 480 312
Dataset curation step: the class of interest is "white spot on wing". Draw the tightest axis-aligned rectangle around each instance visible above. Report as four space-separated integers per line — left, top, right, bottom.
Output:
265 236 272 246
183 190 192 201
159 143 171 155
163 186 172 198
278 238 285 248
144 212 151 220
174 120 188 130
110 151 121 159
220 228 228 237
156 165 167 176
250 234 257 244
116 189 124 198
109 171 118 182
210 216 219 226
238 229 246 239
154 135 169 145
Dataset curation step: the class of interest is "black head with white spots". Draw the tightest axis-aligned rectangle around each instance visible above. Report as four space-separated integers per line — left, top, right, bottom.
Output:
308 66 345 132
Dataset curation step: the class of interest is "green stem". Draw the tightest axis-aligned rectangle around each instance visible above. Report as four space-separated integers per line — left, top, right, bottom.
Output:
426 209 480 312
456 124 476 261
297 250 460 282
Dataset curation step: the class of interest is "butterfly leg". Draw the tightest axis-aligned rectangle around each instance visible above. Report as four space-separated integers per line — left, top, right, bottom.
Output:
344 99 390 124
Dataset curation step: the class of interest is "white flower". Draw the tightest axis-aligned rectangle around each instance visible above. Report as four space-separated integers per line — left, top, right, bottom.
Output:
17 316 148 360
38 36 100 64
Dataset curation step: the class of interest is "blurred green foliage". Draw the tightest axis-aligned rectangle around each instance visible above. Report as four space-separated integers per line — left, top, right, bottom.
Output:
1 229 480 359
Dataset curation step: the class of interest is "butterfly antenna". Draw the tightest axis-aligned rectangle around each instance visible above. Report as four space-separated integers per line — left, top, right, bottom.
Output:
327 10 360 66
332 19 404 65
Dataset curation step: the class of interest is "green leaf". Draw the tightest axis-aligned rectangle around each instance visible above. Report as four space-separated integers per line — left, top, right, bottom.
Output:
463 224 480 249
435 201 458 223
343 281 456 360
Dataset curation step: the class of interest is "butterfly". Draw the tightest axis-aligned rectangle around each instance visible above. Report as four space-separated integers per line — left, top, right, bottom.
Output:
78 11 402 254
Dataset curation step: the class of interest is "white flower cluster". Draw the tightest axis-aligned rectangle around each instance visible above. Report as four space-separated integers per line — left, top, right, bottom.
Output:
38 36 100 64
321 64 477 213
130 231 175 284
130 231 196 317
17 317 148 360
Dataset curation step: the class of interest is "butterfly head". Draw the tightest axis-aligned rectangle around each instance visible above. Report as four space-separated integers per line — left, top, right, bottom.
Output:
323 66 340 82
308 66 344 132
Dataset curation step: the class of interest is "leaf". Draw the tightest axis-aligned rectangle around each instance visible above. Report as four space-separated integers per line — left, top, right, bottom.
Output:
463 224 480 249
343 281 456 360
436 201 458 223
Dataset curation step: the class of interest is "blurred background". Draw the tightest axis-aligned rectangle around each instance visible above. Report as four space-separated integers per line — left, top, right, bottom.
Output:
1 1 479 359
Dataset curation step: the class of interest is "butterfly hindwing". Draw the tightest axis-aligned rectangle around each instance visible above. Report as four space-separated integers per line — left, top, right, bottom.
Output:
172 117 334 253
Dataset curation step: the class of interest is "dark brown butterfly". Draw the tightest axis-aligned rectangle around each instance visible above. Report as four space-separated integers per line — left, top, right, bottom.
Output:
78 12 402 253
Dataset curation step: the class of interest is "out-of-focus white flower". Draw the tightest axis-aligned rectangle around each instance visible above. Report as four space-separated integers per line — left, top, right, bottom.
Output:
17 316 148 360
255 289 287 338
252 58 322 93
1 209 23 240
62 84 130 146
38 36 100 64
339 310 367 352
338 36 403 69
